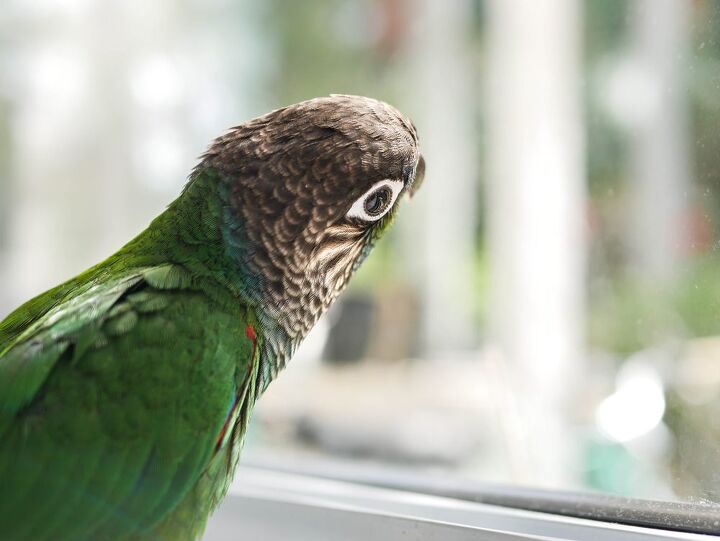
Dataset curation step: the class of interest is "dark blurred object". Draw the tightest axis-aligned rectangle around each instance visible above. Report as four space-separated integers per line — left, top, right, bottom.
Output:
323 296 374 363
367 285 421 360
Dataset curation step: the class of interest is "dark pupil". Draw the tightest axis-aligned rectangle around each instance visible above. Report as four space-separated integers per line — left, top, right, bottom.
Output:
364 187 391 216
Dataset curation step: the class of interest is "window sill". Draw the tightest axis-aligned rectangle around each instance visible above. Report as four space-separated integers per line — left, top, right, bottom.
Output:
205 461 718 540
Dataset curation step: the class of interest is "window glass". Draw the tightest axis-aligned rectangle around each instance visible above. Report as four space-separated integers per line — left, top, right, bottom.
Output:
1 0 718 506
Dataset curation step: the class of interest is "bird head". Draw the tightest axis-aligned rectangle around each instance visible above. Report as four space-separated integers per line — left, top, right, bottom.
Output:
201 95 423 346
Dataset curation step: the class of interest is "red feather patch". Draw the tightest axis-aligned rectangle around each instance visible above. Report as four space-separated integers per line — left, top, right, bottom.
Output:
215 325 258 449
245 324 257 344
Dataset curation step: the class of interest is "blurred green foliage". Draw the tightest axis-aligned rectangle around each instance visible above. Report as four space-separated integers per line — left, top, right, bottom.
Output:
263 0 720 357
267 0 400 106
582 0 720 355
589 254 720 355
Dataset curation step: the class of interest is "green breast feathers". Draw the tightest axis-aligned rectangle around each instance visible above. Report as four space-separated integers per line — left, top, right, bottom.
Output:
0 95 423 540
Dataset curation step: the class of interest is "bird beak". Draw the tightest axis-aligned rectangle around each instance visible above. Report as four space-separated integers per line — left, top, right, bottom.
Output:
407 154 425 198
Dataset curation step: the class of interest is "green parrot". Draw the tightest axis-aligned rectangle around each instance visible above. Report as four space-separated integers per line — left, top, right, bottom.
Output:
0 95 424 540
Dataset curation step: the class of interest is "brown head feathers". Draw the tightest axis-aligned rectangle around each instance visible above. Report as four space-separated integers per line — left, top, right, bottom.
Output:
197 95 423 384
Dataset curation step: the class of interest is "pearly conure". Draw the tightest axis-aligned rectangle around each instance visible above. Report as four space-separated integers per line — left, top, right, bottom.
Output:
0 95 424 540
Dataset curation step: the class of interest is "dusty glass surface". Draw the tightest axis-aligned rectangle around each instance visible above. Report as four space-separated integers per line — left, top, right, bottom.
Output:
1 0 719 506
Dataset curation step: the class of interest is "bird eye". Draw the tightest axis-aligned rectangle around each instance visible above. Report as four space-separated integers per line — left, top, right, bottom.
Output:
346 179 404 222
364 187 391 216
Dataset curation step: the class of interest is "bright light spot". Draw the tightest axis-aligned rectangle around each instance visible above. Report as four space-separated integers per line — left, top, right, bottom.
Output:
599 57 662 129
14 0 90 17
133 128 185 191
29 46 86 108
129 55 184 109
596 360 666 443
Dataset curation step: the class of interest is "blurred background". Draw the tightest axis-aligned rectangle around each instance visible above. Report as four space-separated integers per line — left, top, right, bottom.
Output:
1 0 720 504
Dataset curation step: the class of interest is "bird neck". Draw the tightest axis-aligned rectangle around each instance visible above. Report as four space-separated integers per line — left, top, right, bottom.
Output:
124 167 299 393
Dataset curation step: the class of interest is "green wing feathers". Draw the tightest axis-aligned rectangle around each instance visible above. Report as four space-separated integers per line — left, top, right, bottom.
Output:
0 264 257 540
0 273 144 436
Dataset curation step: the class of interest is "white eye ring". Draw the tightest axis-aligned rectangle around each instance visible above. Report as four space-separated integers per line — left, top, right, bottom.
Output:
346 179 404 222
